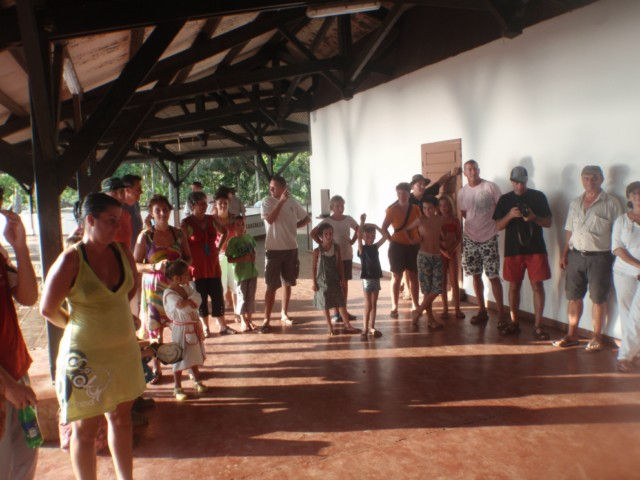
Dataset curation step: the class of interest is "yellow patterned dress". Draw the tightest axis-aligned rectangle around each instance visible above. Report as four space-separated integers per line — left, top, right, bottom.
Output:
55 243 145 423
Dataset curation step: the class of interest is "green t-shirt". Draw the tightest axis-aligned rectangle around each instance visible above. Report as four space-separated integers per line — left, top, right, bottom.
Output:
225 234 258 282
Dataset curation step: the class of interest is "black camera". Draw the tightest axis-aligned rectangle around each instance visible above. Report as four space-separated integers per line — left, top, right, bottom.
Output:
516 203 530 217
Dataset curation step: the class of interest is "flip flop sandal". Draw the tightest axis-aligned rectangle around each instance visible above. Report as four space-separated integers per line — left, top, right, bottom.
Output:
497 317 510 330
370 329 383 338
470 311 489 325
390 310 399 319
585 339 604 353
534 328 550 340
343 327 362 334
499 323 520 336
552 336 579 348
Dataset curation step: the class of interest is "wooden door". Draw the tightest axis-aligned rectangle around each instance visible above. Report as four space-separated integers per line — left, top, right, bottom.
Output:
420 138 464 297
421 138 462 203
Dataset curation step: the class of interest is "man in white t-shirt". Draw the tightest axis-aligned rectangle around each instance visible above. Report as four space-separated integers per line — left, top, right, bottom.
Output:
457 159 506 325
260 175 310 333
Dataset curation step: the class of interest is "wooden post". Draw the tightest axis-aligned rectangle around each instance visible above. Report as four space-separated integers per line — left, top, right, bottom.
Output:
17 0 65 379
171 159 180 226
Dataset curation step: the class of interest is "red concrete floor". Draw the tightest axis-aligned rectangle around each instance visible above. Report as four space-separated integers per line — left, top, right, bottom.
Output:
23 238 640 479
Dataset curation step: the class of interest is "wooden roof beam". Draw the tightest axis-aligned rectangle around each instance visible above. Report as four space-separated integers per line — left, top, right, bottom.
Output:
62 47 83 96
129 28 145 60
348 2 408 83
129 58 341 107
0 139 33 184
57 20 185 190
0 2 316 47
0 87 28 117
144 10 305 85
173 18 221 84
277 27 347 98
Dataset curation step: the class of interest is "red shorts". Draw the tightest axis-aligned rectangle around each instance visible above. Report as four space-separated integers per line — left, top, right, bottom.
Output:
503 254 551 283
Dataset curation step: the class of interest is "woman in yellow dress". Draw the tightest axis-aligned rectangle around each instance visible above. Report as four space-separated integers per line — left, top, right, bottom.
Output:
40 192 145 480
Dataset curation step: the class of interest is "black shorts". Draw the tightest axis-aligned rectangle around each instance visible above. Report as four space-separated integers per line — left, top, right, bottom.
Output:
388 241 418 274
194 277 224 317
343 260 353 280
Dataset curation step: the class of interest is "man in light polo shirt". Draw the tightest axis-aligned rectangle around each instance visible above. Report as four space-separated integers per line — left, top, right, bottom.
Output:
553 165 622 351
260 175 310 333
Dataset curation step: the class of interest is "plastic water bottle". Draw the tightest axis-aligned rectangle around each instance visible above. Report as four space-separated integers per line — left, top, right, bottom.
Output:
18 405 43 448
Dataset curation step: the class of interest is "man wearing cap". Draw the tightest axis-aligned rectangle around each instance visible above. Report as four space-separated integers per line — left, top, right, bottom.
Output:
409 169 461 207
553 165 622 351
457 159 506 325
493 167 552 338
102 176 132 249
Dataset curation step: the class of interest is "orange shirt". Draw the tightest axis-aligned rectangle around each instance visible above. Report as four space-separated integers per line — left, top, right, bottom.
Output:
385 204 421 245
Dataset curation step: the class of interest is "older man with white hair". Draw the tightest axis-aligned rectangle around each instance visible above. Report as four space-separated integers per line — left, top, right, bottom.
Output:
553 165 622 351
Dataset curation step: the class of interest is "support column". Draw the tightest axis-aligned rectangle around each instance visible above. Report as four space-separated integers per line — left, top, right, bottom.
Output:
17 0 65 379
171 159 180 226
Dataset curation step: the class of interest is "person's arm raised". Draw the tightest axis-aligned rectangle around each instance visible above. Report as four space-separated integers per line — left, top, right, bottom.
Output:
2 210 37 306
263 189 289 225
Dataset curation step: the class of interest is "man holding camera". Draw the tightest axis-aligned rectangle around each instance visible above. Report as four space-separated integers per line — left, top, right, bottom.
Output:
493 166 552 338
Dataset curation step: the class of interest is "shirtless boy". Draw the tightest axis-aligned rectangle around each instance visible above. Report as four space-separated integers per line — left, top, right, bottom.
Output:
410 196 445 328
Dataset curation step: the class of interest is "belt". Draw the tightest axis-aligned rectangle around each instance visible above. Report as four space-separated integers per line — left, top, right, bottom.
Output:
571 249 611 256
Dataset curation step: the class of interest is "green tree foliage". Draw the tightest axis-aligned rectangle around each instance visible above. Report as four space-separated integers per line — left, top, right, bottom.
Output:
1 151 310 211
114 152 310 208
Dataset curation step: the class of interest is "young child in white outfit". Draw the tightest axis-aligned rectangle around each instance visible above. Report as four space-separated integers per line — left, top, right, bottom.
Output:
163 260 208 401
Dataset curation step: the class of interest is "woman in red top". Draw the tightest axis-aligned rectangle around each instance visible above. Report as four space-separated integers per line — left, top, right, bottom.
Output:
181 191 236 336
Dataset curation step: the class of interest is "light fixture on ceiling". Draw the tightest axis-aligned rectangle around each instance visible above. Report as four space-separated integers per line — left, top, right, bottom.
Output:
306 1 381 18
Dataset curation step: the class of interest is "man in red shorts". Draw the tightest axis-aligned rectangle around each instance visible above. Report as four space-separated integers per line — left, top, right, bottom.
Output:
493 166 552 339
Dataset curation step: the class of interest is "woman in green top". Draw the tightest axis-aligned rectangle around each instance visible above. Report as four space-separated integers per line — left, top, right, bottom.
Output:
41 193 145 480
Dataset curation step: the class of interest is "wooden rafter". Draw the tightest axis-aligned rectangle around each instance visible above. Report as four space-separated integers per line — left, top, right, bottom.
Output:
129 27 145 60
348 2 408 83
57 20 186 189
173 18 220 84
128 58 341 108
212 126 277 157
0 2 320 47
0 139 32 184
62 48 83 96
0 87 28 117
278 27 346 98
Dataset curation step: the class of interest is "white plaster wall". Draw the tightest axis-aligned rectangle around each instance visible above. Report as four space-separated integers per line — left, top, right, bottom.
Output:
309 0 640 337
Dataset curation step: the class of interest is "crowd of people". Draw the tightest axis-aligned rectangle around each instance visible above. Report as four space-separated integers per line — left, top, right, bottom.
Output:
1 161 639 479
381 161 639 377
